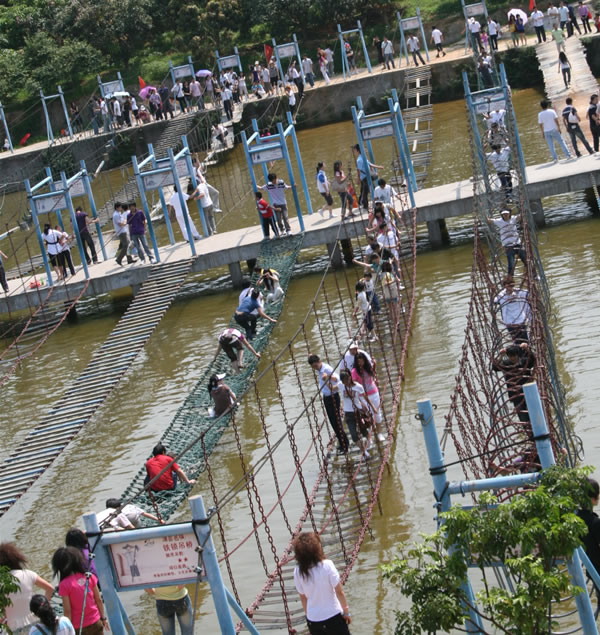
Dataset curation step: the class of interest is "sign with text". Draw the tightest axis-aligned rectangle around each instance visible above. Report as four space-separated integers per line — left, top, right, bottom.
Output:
102 80 123 96
35 193 67 213
54 180 86 197
143 171 175 189
109 532 203 589
276 43 297 58
154 158 189 178
173 65 193 79
473 92 505 114
401 17 420 30
465 3 485 16
251 146 284 164
362 123 394 139
219 55 239 69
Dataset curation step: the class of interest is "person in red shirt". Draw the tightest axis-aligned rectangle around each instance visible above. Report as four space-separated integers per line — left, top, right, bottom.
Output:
255 191 279 239
145 443 196 492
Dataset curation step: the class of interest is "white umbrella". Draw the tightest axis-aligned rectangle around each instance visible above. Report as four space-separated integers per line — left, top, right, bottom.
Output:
508 8 528 24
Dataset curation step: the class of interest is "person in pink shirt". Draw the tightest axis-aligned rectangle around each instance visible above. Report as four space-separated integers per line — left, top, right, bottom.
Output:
52 547 108 634
351 352 386 442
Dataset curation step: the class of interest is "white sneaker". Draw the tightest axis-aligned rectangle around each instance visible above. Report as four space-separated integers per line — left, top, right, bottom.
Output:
377 433 386 442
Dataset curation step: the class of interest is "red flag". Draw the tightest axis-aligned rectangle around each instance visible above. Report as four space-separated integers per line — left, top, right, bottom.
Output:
264 44 274 64
19 133 31 146
529 0 536 10
139 76 146 89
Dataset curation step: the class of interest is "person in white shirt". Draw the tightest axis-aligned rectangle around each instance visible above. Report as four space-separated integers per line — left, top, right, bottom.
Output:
98 498 162 530
431 26 446 57
308 353 349 452
316 161 335 217
376 220 399 260
547 2 560 28
112 97 122 127
493 275 531 343
353 280 377 342
261 66 272 94
340 339 373 372
486 209 526 275
293 532 351 632
301 55 314 87
538 99 571 162
382 36 395 69
531 8 547 43
468 18 483 53
324 47 334 76
42 223 68 280
172 80 187 114
407 34 426 66
112 202 136 266
168 183 202 242
487 145 512 200
339 369 373 457
373 177 397 206
221 82 233 120
189 78 204 110
558 1 570 29
487 17 499 51
484 108 506 129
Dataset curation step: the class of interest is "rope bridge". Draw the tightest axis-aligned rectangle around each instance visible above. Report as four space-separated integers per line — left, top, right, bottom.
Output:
436 65 587 631
114 193 417 631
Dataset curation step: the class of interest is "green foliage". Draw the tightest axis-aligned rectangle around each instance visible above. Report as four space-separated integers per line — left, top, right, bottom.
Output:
0 565 20 629
381 466 593 635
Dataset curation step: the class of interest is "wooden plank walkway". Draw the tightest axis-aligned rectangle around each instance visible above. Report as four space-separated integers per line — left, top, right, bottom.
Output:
536 35 599 115
0 258 193 517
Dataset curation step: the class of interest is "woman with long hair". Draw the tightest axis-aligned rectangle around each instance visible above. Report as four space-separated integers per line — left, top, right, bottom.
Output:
293 532 351 634
351 352 385 441
0 543 54 634
29 595 75 634
52 547 108 634
558 51 571 89
65 529 97 578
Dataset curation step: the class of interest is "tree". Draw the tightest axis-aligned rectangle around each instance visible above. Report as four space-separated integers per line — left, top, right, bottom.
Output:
0 565 20 631
381 466 594 635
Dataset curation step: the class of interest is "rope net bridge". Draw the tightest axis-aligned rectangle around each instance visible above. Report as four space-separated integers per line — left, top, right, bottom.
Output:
115 199 417 631
436 65 588 631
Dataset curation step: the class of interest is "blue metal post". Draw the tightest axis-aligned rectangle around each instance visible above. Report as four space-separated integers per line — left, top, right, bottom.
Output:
0 102 13 154
355 97 376 165
351 105 375 198
132 155 161 263
241 130 265 235
272 38 285 87
58 86 73 139
148 143 175 245
189 495 236 634
278 121 305 232
97 75 105 99
337 25 348 80
388 99 416 207
26 181 54 287
225 588 260 635
60 171 89 280
45 167 65 231
499 64 527 185
417 398 484 633
357 20 373 73
523 382 598 635
391 91 418 193
83 512 127 635
40 90 54 145
463 74 490 184
169 148 197 255
234 47 242 73
187 56 195 78
80 160 107 261
251 120 271 203
293 34 305 83
286 112 312 217
417 9 430 62
397 12 409 67
168 60 176 87
215 50 222 75
180 137 208 237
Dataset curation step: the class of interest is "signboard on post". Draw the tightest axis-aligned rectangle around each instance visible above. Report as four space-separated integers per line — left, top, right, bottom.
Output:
251 147 284 164
143 171 175 189
401 17 420 29
54 179 85 197
465 2 486 15
36 193 67 213
102 80 123 96
276 44 297 58
362 123 394 140
173 66 192 79
109 531 203 589
219 55 239 69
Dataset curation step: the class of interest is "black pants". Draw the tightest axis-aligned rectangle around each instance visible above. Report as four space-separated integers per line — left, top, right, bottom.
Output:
534 25 546 42
260 215 279 238
582 16 591 33
568 124 593 156
115 233 134 264
490 34 498 50
323 393 349 452
234 311 257 339
411 50 426 66
498 171 513 198
307 613 350 635
80 231 98 264
591 125 600 152
0 261 8 292
176 96 187 113
294 78 304 99
61 249 75 276
358 177 369 210
570 16 581 34
223 99 233 120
